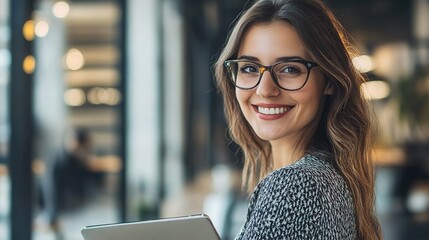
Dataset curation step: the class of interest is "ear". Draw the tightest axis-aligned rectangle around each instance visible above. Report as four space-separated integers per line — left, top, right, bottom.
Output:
323 80 334 95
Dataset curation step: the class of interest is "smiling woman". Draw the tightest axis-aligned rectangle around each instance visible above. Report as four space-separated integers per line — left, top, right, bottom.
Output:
214 0 381 239
234 22 331 169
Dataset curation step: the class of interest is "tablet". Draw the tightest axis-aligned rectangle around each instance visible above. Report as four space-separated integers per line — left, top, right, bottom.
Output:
81 214 221 240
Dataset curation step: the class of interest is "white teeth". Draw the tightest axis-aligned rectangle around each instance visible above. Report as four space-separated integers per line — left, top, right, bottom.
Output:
258 106 290 115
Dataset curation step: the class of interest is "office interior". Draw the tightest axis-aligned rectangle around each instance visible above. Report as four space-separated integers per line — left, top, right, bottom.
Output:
0 0 429 239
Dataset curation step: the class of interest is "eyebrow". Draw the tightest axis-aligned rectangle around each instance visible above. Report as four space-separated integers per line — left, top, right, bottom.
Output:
237 55 307 62
237 55 259 61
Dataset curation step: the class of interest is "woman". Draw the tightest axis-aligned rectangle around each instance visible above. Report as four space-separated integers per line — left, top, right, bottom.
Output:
214 0 381 239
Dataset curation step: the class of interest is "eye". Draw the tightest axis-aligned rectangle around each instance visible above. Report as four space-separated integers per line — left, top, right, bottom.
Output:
239 64 259 74
281 65 301 74
275 61 307 77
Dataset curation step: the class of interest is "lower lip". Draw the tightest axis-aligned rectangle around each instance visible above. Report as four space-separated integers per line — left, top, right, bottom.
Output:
253 106 292 120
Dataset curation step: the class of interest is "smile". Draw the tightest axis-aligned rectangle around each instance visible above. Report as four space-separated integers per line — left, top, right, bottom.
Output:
257 106 292 115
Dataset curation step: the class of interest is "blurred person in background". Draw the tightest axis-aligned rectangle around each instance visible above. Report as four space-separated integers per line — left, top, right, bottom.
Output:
214 0 381 239
41 128 94 235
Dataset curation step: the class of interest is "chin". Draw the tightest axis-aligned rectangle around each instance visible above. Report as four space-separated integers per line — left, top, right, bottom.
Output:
254 132 282 142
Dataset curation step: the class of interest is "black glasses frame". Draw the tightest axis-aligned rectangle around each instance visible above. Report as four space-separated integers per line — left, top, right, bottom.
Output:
224 58 318 91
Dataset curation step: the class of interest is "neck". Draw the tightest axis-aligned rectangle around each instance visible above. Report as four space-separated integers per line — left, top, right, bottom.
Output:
270 139 304 170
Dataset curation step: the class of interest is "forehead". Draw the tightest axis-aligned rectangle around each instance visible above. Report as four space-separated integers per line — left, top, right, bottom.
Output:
237 21 308 62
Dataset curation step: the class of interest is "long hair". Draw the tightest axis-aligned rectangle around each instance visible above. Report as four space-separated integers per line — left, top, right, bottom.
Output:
214 0 381 239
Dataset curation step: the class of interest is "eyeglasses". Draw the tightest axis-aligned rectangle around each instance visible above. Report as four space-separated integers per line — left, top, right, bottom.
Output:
224 58 318 91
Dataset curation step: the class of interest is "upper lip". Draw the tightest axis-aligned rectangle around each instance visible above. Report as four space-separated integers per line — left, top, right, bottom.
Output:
252 103 294 108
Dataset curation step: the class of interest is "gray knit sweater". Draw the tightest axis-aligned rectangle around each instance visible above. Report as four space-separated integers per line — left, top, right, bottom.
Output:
235 153 357 239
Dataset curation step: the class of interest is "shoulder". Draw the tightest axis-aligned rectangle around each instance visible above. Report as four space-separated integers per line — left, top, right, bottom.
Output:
260 154 340 193
240 154 357 239
255 153 353 213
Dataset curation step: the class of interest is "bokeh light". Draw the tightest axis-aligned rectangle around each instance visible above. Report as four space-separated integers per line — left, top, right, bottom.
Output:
87 87 121 105
65 48 85 70
53 1 70 19
22 55 36 74
361 80 391 100
22 20 35 41
35 20 49 38
352 55 375 73
64 88 86 106
104 88 121 105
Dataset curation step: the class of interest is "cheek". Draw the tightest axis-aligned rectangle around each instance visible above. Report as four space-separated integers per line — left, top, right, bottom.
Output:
235 90 254 122
293 82 326 118
311 70 328 94
235 89 249 109
303 95 323 115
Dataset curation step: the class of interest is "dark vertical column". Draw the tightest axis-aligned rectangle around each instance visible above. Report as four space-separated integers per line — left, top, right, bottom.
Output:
156 0 166 210
118 0 128 222
9 0 35 239
182 0 194 182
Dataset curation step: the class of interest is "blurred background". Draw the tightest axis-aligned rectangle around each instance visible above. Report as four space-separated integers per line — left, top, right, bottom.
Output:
0 0 428 239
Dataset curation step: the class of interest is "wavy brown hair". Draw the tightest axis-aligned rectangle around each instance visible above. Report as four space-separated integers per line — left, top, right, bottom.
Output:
214 0 381 239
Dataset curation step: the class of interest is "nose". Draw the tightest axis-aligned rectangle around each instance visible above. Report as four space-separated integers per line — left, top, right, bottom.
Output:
255 69 280 98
